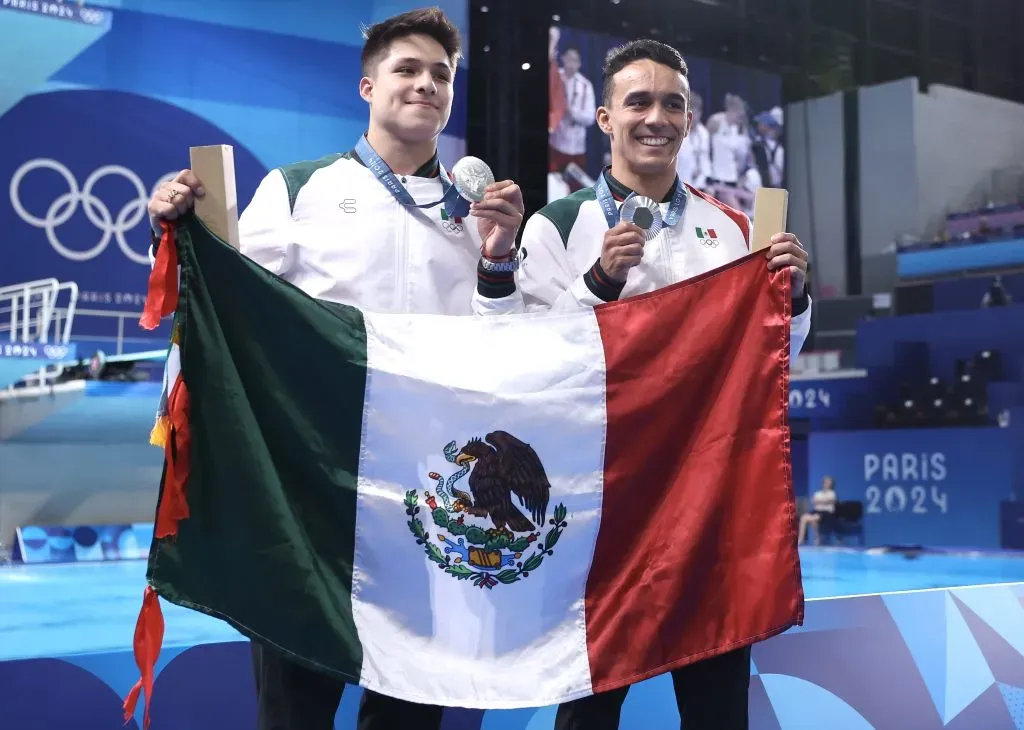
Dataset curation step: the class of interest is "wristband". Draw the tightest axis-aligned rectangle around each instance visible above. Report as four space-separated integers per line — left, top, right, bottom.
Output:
480 252 520 273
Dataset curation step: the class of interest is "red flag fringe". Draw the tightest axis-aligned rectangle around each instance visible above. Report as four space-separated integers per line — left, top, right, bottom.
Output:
122 586 165 729
140 220 179 331
124 375 191 726
149 321 183 449
155 374 191 539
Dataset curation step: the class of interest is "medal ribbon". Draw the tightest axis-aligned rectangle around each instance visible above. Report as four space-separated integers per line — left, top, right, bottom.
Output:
593 168 688 230
354 135 470 218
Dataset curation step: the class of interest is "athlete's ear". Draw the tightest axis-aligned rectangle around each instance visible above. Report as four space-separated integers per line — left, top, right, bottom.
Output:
359 76 373 104
596 106 612 137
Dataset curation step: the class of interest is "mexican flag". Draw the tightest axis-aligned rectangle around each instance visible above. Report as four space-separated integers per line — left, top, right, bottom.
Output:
126 213 802 725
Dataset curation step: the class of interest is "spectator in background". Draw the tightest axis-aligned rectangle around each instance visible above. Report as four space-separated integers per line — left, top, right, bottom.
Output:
549 42 597 194
548 27 567 134
751 108 784 188
705 93 750 209
798 476 837 546
675 90 710 191
981 275 1013 307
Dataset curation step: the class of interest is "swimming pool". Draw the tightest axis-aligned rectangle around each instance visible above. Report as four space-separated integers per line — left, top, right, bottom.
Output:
3 546 1024 662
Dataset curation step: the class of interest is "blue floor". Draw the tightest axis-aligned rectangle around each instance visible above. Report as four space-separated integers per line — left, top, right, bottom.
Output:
3 547 1024 663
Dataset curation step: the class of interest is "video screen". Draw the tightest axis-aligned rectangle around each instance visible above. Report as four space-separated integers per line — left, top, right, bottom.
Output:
547 25 784 221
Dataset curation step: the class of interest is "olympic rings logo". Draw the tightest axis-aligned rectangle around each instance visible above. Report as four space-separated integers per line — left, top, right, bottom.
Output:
9 159 176 265
78 8 107 25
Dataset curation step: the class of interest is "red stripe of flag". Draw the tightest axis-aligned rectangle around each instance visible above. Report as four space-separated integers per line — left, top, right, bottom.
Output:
587 253 802 690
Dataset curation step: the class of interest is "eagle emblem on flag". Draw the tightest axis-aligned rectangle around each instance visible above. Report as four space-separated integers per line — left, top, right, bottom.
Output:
406 432 568 589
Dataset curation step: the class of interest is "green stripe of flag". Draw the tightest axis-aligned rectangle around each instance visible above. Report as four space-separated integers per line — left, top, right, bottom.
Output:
148 215 368 681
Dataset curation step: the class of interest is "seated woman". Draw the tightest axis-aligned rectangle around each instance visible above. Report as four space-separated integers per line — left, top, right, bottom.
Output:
798 476 837 545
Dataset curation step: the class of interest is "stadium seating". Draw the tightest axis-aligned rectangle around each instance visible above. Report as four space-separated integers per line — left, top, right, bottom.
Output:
897 202 1024 253
894 200 1024 281
873 349 1001 428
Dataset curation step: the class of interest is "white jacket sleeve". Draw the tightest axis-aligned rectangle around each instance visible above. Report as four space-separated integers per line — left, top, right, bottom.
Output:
237 169 297 277
790 294 812 360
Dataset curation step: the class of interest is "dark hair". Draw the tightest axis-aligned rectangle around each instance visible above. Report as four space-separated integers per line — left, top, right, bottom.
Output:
601 39 689 106
361 7 462 76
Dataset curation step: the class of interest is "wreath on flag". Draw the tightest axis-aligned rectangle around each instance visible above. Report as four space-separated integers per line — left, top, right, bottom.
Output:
404 490 568 590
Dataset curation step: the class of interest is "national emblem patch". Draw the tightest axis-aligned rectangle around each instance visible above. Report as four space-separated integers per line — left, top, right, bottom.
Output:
405 431 567 590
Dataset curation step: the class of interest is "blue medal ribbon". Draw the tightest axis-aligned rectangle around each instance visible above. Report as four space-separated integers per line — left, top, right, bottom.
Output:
354 135 471 218
593 168 688 231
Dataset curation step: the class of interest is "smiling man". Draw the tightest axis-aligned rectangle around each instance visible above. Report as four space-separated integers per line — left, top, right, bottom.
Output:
503 39 809 351
144 7 524 730
488 39 810 729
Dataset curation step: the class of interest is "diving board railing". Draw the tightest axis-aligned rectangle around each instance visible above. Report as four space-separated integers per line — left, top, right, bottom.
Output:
0 278 78 346
0 278 79 388
50 307 146 356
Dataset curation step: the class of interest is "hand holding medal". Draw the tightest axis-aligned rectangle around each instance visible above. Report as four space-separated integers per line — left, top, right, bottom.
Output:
454 156 524 260
593 171 686 283
599 220 647 283
619 195 664 240
597 193 664 283
354 137 524 261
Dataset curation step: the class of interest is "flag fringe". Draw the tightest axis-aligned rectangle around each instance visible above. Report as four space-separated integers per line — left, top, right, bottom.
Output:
155 374 191 539
140 220 179 331
149 416 170 448
126 378 189 725
149 327 181 451
123 586 165 730
126 220 188 728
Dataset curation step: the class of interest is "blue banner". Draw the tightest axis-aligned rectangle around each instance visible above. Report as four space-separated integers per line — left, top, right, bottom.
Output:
809 428 1016 548
0 342 74 359
0 0 112 28
788 375 867 420
0 88 267 312
14 522 154 563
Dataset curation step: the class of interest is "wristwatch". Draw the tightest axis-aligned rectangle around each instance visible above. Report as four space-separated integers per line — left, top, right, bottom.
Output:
480 252 521 273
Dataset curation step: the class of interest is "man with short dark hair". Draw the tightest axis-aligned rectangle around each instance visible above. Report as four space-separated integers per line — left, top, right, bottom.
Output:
145 7 525 729
487 39 810 729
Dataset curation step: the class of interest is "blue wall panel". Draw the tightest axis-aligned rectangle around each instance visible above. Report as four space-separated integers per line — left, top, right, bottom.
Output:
809 427 1016 548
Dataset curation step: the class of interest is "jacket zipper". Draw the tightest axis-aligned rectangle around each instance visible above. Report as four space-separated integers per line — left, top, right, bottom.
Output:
659 203 675 284
394 194 408 311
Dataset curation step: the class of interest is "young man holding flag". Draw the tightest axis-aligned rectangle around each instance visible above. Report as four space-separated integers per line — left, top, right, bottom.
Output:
490 39 811 729
141 7 524 730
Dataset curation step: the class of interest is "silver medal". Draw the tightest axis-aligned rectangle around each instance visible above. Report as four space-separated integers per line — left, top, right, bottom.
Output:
451 156 495 202
620 195 663 240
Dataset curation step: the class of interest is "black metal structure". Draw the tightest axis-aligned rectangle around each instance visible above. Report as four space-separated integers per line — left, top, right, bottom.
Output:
467 0 1024 221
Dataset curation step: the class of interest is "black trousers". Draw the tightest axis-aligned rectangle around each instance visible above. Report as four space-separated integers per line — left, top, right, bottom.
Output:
554 646 752 730
251 641 444 730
